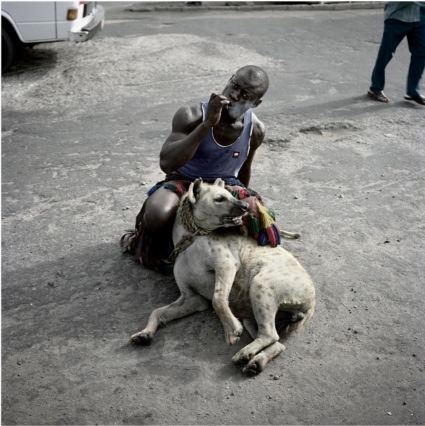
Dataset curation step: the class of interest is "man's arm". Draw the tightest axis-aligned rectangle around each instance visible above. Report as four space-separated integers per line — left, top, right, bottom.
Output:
237 114 266 187
159 93 230 174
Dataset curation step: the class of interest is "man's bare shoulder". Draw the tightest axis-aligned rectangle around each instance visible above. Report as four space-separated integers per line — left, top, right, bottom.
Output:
173 102 203 127
250 112 266 149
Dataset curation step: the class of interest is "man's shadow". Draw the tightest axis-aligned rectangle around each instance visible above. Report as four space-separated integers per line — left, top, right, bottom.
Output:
287 95 419 118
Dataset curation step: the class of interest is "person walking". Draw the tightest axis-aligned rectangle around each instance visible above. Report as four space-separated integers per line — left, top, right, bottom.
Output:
368 1 425 105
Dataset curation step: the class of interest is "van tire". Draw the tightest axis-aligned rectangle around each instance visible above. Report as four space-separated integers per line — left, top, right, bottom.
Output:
2 27 18 73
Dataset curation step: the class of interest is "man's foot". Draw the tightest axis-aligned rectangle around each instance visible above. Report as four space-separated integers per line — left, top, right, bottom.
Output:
367 90 389 103
404 93 425 106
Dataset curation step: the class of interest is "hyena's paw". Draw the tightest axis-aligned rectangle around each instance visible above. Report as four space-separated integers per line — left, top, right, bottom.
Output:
241 351 270 376
231 347 254 366
242 359 264 376
224 319 243 346
130 331 153 346
239 342 285 375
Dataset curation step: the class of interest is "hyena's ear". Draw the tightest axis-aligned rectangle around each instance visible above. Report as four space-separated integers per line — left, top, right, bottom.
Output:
188 178 202 204
213 178 225 188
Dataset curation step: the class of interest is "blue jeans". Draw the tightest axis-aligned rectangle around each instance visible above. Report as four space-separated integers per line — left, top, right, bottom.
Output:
370 10 425 96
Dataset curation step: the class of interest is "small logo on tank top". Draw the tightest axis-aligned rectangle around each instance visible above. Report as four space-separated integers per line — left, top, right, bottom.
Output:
233 152 240 158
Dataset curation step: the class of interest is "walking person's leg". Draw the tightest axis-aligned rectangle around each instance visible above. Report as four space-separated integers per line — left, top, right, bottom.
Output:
405 13 425 105
369 19 410 102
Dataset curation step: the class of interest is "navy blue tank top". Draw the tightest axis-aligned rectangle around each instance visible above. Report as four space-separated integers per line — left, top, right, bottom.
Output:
177 101 253 180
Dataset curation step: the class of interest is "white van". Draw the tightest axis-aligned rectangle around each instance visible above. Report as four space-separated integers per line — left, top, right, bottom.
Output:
1 1 105 73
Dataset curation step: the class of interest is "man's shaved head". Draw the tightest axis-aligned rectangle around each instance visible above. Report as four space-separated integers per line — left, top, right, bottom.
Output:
235 65 269 98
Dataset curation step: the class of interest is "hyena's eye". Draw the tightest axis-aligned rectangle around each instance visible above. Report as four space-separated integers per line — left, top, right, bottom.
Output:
214 196 226 203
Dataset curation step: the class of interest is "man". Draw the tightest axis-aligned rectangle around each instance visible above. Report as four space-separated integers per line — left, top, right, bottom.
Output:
368 1 425 105
123 65 280 270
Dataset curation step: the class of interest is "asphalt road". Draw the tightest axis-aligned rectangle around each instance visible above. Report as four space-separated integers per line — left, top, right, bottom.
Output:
2 3 424 425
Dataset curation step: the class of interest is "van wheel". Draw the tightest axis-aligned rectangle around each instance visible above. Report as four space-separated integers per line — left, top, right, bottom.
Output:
2 27 18 73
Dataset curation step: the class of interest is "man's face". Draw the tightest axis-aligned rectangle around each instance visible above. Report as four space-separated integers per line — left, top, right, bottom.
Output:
221 71 262 119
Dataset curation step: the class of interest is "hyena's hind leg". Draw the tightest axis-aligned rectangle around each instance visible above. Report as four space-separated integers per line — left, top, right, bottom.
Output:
241 305 315 376
232 278 283 367
236 318 286 376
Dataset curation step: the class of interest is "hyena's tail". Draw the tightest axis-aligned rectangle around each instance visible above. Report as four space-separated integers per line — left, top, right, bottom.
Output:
275 301 315 337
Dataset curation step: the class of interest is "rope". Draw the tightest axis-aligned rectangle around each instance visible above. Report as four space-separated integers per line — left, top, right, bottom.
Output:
177 196 212 236
168 195 212 263
168 229 200 263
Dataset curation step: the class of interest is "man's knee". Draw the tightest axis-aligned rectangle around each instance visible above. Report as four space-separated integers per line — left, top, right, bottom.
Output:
144 207 175 232
143 188 180 232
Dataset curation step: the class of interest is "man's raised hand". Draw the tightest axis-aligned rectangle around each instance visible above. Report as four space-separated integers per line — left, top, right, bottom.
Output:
205 93 230 127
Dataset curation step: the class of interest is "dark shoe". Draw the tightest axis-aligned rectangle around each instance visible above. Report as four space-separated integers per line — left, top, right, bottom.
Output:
404 93 425 105
368 90 389 103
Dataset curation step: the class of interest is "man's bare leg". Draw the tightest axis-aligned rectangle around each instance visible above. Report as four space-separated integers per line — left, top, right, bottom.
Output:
132 187 180 268
142 187 180 232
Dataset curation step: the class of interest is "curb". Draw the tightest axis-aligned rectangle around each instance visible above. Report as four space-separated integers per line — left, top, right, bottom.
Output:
126 2 384 13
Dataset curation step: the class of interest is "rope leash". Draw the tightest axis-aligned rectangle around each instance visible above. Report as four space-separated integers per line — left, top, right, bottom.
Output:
168 194 214 263
168 229 201 263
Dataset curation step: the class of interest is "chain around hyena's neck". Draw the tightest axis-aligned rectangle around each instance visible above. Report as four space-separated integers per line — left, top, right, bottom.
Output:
178 194 211 236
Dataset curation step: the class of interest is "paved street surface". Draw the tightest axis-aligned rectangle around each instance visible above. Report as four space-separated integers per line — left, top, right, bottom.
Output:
2 2 424 425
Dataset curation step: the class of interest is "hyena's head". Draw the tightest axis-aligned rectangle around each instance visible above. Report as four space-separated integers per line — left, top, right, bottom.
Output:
187 178 249 231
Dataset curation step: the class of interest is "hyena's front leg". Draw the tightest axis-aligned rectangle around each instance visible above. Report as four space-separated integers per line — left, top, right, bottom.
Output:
211 263 243 346
131 290 209 345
